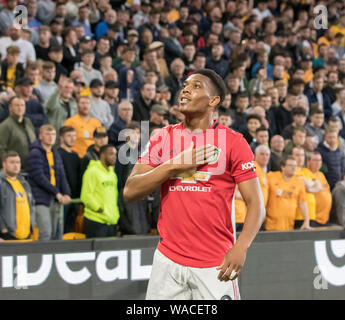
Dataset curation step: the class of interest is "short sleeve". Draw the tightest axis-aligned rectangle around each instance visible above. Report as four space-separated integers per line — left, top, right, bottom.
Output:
137 128 165 167
230 135 257 184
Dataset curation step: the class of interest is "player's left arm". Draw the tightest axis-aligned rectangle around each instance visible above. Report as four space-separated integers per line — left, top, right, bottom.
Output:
217 177 265 282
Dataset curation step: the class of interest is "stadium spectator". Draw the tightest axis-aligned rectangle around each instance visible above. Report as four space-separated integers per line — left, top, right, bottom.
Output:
61 27 80 74
306 108 325 146
231 92 250 133
218 109 232 128
165 58 185 105
64 96 102 158
81 144 120 238
281 107 307 141
317 129 345 190
332 176 345 227
58 126 81 233
47 45 68 83
45 77 77 135
0 151 35 240
35 62 58 105
79 50 104 87
80 126 108 177
250 126 269 153
243 114 262 145
104 80 120 119
95 9 117 40
0 97 36 170
108 100 133 147
206 42 229 79
307 152 332 227
26 124 71 241
0 46 24 91
89 79 113 129
266 156 310 231
35 26 52 61
254 145 270 208
283 127 307 156
132 82 157 123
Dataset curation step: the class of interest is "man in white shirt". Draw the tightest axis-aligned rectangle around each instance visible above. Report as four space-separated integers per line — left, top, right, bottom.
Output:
0 25 36 66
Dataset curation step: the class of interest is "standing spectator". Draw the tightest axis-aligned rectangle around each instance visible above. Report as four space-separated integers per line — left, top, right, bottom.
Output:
0 151 35 240
89 79 113 129
139 9 161 42
165 58 185 105
0 97 36 170
230 92 250 133
317 129 345 190
80 127 108 177
281 107 307 141
35 62 58 105
307 152 332 227
163 23 184 67
58 126 81 233
48 45 68 83
45 77 77 135
0 0 17 34
0 25 36 66
64 96 102 158
27 125 71 241
266 156 310 231
306 107 325 146
14 77 48 134
269 135 284 171
104 80 120 119
35 26 52 61
205 43 229 79
132 82 157 122
0 46 25 91
79 50 104 87
108 100 133 147
81 144 120 238
283 127 307 156
62 27 80 74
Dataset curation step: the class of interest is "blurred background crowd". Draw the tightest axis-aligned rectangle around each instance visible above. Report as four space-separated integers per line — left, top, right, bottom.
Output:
0 0 345 241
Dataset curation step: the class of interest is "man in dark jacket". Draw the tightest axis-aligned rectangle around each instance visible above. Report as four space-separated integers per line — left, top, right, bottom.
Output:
80 127 109 177
26 124 71 241
0 151 35 240
0 97 36 170
317 129 345 190
132 82 157 123
205 42 229 79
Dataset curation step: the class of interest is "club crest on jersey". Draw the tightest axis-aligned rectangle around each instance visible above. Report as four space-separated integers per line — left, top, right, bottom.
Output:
208 146 221 164
171 170 212 183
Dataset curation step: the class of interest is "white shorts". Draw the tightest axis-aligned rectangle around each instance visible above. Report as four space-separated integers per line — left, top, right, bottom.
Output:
146 249 241 300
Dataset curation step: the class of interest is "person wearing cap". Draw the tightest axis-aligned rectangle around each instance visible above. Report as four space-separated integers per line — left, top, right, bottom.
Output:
0 46 24 91
89 78 114 129
79 50 104 87
48 45 69 83
300 54 314 84
80 126 108 177
14 77 49 134
108 100 134 147
64 96 102 158
78 35 95 53
0 97 36 171
149 103 167 129
126 29 140 57
149 41 170 78
104 80 120 119
35 61 58 104
45 76 77 136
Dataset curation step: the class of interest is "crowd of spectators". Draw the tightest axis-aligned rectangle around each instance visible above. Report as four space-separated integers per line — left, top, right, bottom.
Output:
0 0 345 241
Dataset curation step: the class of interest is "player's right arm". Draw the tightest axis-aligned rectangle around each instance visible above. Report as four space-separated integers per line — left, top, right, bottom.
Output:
123 142 217 202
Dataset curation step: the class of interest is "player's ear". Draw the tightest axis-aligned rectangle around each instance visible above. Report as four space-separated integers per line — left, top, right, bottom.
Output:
209 96 220 109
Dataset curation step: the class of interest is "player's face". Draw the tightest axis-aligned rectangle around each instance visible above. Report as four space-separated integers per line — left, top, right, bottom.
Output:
178 74 219 116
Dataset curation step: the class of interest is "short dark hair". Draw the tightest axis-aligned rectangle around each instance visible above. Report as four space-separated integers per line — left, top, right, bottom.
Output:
256 125 269 134
2 151 20 163
246 114 262 123
59 126 75 137
126 121 140 130
99 144 115 156
292 107 307 117
193 69 227 104
292 126 307 135
280 155 296 168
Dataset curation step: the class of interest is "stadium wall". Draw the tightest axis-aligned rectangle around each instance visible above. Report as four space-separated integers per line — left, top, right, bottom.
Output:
0 230 344 300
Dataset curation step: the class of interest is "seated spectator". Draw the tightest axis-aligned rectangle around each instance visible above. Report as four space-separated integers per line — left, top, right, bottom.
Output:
205 42 229 79
35 61 58 105
79 50 104 87
266 156 310 231
132 82 157 123
250 126 269 153
48 45 68 83
231 92 250 133
95 9 117 40
93 36 111 71
64 96 102 158
80 126 108 177
187 51 206 77
269 135 284 171
292 147 320 228
0 97 36 170
0 151 35 240
248 66 267 96
165 58 186 105
162 22 183 67
35 26 52 61
108 100 134 147
89 79 113 130
58 126 81 234
254 144 270 207
243 114 262 145
283 126 307 156
281 107 307 141
0 0 17 35
331 87 345 116
218 109 232 128
0 46 25 91
26 124 71 241
118 67 141 102
307 152 332 227
45 76 77 135
251 48 273 79
317 129 345 190
80 144 120 238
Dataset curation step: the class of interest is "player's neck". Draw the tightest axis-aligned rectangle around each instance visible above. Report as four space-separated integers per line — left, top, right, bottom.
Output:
183 114 214 132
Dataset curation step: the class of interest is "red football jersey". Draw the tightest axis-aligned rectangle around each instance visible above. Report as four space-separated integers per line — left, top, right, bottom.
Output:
138 121 257 268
